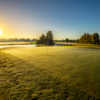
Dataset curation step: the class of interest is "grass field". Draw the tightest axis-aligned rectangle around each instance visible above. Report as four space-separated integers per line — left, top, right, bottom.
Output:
56 42 100 49
0 46 100 100
0 41 35 45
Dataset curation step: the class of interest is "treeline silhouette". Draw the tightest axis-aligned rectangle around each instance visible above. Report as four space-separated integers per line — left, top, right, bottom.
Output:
64 33 100 44
37 31 100 45
0 38 36 42
80 33 100 44
65 38 78 43
37 31 55 45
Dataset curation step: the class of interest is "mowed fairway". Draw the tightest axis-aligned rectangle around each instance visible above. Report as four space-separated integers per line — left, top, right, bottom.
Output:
0 47 100 100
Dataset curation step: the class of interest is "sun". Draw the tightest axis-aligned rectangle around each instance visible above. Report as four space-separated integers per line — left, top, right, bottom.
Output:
0 29 3 35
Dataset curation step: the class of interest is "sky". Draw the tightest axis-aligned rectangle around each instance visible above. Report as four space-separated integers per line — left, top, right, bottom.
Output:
0 0 100 39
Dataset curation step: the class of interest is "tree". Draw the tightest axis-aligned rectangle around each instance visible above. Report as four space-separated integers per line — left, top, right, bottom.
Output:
36 34 46 44
46 31 55 45
92 33 99 44
65 38 69 42
36 31 55 45
40 34 46 44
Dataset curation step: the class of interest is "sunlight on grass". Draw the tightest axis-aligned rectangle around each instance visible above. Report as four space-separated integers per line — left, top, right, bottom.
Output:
0 47 100 100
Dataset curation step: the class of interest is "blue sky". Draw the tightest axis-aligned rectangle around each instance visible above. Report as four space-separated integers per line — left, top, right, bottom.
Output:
0 0 100 39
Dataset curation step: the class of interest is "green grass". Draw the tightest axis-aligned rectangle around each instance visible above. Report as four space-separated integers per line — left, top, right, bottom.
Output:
0 47 100 100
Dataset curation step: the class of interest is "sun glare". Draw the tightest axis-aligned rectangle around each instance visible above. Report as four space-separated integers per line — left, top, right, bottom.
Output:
0 29 3 35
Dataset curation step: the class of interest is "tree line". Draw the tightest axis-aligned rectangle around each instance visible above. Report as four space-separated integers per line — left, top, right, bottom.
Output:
65 33 100 44
36 30 100 45
80 33 100 44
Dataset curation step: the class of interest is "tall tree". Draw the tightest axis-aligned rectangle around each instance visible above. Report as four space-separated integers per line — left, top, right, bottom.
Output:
92 33 99 44
46 31 55 45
